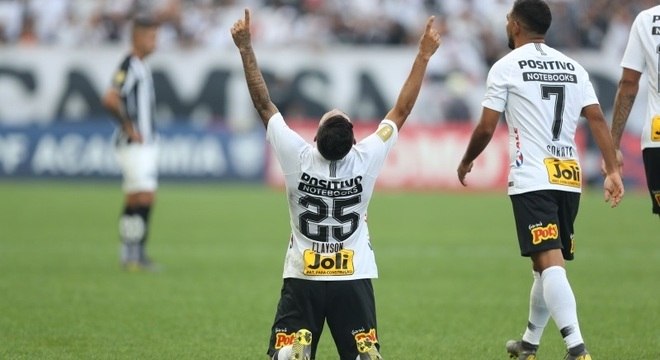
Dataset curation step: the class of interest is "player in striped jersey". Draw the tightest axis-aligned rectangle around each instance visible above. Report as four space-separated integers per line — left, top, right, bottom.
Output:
231 8 440 360
456 1 624 359
609 4 660 219
102 15 160 271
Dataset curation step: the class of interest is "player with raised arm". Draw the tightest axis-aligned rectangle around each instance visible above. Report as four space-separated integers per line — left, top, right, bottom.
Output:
456 1 623 359
231 8 440 360
609 4 660 219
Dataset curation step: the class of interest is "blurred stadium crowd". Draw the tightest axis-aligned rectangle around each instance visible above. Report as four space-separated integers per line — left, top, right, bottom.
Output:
0 0 655 125
0 0 654 57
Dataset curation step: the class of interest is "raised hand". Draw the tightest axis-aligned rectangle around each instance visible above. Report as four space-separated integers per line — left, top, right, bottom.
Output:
231 8 251 49
418 16 441 60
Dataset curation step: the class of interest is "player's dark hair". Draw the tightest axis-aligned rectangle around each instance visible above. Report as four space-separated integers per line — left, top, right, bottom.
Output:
511 0 552 35
316 116 354 161
133 13 159 31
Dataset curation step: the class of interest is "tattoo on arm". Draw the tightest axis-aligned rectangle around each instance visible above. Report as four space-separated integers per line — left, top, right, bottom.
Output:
611 93 636 147
240 47 276 124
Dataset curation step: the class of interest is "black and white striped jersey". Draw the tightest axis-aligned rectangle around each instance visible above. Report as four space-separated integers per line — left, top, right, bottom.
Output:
111 54 156 144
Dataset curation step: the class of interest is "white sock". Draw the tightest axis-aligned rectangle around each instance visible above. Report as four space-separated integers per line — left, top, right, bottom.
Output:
541 266 584 349
522 271 549 345
273 345 292 360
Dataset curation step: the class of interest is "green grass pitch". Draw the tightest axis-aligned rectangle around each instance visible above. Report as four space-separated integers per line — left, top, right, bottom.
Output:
0 181 657 359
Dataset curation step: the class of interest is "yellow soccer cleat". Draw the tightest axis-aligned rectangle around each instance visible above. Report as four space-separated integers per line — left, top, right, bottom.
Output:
290 329 312 360
357 337 382 360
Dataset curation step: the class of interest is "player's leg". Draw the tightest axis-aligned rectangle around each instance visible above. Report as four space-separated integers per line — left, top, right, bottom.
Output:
117 143 158 270
507 191 564 358
121 191 155 264
325 279 381 360
504 268 549 359
642 148 660 219
266 279 325 360
541 191 591 360
523 192 588 357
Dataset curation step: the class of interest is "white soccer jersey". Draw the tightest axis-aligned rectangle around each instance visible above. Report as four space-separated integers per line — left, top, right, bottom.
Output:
621 5 660 149
482 43 599 195
266 113 398 281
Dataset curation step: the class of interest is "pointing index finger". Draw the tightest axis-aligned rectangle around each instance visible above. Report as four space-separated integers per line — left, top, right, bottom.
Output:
426 16 435 32
245 8 250 26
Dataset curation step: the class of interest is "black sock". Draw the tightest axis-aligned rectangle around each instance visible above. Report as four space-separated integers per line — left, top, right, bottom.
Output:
568 343 586 355
135 206 152 261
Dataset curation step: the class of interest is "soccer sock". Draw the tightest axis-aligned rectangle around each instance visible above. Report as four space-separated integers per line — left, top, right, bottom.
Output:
119 206 146 263
522 271 549 346
272 346 292 360
541 266 584 349
135 206 152 261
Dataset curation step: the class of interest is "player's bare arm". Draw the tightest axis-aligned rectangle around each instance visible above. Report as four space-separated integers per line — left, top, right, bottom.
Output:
102 88 143 143
610 68 642 168
231 8 278 126
582 104 625 207
457 107 500 186
385 16 441 130
611 69 641 147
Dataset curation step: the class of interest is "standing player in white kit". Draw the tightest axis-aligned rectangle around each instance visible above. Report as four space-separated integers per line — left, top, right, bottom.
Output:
457 1 624 359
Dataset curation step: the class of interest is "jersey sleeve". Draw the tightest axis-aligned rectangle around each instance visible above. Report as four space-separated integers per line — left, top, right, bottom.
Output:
620 14 646 73
580 70 599 108
266 112 311 175
111 56 131 93
481 59 509 112
354 119 399 176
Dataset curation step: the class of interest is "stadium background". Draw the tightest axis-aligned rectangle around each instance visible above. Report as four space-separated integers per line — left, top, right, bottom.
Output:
0 0 654 189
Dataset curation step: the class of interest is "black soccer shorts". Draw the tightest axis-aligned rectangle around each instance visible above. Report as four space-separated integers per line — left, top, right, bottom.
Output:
510 190 580 260
642 147 660 215
266 278 379 360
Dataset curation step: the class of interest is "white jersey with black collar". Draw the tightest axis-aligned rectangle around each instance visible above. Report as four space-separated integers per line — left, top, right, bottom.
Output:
482 42 599 195
266 113 398 281
621 5 660 149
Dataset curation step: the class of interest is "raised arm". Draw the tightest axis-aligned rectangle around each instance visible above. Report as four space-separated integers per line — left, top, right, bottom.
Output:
385 16 441 130
231 9 278 126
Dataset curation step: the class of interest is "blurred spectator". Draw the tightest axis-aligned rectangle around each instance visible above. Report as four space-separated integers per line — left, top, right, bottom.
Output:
0 0 23 43
600 3 634 60
17 11 38 45
545 0 581 50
